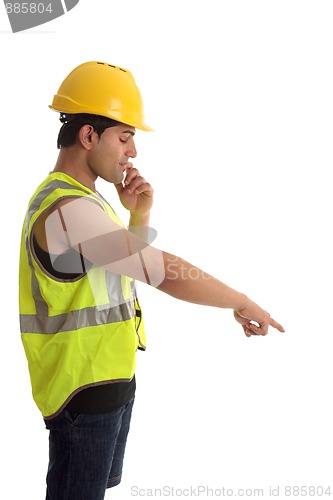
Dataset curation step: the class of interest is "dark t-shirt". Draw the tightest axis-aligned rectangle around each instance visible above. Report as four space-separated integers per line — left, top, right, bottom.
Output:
33 237 136 414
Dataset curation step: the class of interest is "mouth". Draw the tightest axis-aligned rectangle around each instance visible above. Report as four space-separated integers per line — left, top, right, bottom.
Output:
119 158 128 171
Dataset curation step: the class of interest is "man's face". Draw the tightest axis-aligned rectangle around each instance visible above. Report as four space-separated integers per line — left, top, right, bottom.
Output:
88 123 137 184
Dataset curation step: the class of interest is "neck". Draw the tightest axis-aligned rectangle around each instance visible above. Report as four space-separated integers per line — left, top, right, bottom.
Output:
53 147 97 192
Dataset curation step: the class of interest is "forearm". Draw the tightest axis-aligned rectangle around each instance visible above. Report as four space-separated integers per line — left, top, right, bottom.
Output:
157 252 248 310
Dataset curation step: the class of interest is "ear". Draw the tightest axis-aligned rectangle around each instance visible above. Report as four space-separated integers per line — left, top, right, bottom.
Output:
78 124 97 150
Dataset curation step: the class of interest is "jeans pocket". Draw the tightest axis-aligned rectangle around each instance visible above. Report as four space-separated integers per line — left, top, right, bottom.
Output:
63 410 83 425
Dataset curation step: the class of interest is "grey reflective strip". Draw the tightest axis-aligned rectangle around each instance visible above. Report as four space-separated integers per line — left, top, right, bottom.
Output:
27 178 92 231
30 267 49 316
27 179 92 228
105 270 124 305
20 300 135 335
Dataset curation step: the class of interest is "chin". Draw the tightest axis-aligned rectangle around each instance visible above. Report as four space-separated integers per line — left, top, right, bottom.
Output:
117 171 125 184
102 172 121 184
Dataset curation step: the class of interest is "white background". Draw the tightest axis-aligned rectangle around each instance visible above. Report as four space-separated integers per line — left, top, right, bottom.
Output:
1 1 332 499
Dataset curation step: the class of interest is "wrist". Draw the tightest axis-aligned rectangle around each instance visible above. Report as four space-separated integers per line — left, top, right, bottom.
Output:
128 212 151 243
129 212 150 225
233 293 249 311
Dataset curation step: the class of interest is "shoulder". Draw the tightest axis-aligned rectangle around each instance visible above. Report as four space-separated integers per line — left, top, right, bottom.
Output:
33 196 103 252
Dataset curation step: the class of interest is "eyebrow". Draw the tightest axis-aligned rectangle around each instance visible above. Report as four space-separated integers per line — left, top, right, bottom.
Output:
121 130 135 136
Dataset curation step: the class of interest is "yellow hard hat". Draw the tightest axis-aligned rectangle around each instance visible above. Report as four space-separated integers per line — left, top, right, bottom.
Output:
49 61 153 131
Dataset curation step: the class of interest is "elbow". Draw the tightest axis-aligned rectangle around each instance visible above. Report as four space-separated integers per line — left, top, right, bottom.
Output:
139 247 167 288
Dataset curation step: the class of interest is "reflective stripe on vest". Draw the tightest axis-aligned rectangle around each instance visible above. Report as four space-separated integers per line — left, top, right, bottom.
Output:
19 172 146 418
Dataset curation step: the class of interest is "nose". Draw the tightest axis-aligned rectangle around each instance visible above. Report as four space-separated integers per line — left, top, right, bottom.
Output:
126 137 137 158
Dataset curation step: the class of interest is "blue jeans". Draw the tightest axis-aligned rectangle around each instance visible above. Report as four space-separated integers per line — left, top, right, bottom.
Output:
44 397 135 500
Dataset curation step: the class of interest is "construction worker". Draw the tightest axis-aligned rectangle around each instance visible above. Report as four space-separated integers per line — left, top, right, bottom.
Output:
19 61 285 500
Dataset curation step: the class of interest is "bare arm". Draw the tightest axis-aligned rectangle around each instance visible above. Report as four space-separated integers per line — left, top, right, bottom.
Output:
156 252 284 336
36 188 283 337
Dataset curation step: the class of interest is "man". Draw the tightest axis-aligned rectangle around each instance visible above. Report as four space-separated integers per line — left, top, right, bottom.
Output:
19 61 284 500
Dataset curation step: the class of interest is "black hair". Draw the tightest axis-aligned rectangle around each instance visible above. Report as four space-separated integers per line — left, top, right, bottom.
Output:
57 113 119 149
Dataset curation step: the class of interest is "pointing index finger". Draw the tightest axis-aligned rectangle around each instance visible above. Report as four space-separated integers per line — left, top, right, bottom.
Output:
269 317 285 332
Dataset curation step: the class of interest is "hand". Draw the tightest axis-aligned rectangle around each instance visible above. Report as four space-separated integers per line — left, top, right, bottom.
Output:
115 164 154 216
234 298 285 337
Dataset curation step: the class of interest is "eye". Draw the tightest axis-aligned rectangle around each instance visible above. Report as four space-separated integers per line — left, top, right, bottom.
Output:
119 137 128 144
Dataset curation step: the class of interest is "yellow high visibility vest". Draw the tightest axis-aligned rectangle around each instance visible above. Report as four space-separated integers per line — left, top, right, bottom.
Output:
19 172 146 419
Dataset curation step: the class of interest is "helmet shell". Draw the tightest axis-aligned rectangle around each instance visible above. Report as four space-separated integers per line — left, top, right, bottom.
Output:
49 61 153 131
